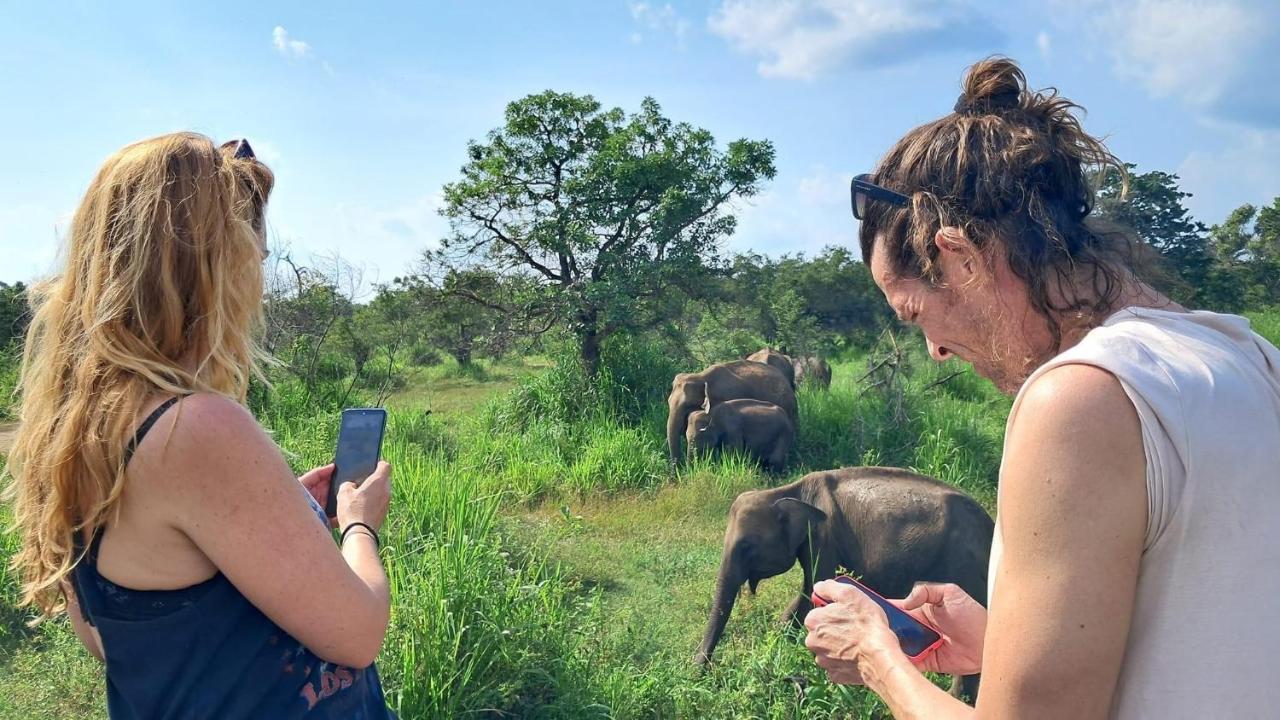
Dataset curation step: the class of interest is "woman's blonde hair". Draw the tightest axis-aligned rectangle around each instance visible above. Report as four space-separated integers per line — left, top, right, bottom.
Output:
5 132 274 617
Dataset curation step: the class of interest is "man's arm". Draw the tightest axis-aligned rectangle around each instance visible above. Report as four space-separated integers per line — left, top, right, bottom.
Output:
972 363 1148 718
848 363 1149 719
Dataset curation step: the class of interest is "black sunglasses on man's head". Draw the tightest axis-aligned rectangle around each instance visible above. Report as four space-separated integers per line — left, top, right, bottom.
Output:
850 174 910 220
221 138 256 160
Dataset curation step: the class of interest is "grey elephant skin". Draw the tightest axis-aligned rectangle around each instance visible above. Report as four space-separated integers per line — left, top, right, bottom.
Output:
695 467 992 699
686 398 795 472
747 348 795 388
667 360 797 462
793 355 832 389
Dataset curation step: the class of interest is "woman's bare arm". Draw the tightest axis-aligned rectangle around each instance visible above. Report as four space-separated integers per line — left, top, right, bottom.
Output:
148 395 390 668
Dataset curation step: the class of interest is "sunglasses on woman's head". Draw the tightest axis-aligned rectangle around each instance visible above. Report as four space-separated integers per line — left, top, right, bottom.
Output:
850 174 910 220
221 138 256 160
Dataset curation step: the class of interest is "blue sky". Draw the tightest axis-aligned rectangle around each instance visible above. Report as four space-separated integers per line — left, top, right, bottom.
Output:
3 0 1278 287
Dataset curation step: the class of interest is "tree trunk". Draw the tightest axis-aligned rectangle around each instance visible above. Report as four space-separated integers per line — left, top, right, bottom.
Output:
578 312 602 376
694 549 745 666
452 347 472 366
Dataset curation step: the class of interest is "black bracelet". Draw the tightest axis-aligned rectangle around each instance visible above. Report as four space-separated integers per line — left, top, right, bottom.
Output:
340 522 380 548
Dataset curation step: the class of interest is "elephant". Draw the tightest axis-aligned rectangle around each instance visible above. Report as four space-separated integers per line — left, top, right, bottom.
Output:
747 348 795 388
667 360 797 463
793 355 832 389
694 466 993 702
686 397 794 472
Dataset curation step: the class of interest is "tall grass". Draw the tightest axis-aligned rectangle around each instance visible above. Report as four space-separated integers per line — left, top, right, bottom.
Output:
1 331 1015 718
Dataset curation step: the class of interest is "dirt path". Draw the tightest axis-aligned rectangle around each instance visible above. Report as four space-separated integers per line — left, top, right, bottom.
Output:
0 422 17 455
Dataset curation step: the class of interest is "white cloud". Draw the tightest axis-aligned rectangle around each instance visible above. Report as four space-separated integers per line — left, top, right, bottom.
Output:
629 2 691 46
272 26 312 59
1177 125 1280 225
728 166 857 257
707 0 1000 81
1036 30 1051 60
1096 0 1280 127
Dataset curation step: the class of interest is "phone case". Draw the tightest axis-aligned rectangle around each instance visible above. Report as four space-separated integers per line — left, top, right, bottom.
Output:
326 408 387 517
811 575 945 661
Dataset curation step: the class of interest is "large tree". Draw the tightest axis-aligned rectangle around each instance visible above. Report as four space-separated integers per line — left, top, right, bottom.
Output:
428 91 775 374
0 281 29 348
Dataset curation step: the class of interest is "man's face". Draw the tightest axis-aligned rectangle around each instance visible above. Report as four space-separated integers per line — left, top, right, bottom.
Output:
868 233 1053 395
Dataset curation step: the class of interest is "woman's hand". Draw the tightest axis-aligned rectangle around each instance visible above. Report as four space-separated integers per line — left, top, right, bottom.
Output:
804 579 904 685
298 463 337 526
336 460 392 532
894 582 987 676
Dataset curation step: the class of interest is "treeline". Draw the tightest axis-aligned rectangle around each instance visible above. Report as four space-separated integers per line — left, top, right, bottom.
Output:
1097 165 1280 311
3 92 1280 412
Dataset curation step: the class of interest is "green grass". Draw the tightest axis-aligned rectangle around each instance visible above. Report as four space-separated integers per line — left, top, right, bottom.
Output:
0 336 1017 718
387 356 551 417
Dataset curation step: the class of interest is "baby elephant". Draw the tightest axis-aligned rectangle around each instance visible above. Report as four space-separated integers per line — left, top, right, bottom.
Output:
695 467 992 700
686 397 794 472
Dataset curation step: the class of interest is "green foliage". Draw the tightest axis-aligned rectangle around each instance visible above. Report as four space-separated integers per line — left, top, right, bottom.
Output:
1207 199 1280 311
0 345 18 421
1095 165 1280 312
687 247 892 365
0 282 28 349
430 91 776 372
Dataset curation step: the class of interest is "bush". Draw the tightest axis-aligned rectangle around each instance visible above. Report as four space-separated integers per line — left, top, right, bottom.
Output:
0 344 18 422
409 343 443 367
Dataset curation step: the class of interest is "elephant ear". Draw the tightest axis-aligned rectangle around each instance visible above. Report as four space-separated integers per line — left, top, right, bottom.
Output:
773 497 827 552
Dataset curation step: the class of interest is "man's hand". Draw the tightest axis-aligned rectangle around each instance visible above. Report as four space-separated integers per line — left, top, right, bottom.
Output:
298 463 337 527
804 579 903 686
894 582 987 676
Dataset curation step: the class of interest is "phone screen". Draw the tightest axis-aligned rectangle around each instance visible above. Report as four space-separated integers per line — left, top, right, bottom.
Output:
326 408 387 516
817 576 943 659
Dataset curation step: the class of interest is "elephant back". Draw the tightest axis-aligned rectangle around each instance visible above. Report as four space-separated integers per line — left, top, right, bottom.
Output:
747 348 796 388
806 467 993 603
703 360 797 420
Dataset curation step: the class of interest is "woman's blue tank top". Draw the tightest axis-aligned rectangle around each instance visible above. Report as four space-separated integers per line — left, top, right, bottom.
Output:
70 397 396 719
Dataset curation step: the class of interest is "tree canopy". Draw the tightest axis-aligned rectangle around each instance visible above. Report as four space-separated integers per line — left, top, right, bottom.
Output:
425 91 775 373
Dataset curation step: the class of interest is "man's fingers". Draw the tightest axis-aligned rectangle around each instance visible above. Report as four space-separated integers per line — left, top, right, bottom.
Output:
812 579 863 605
899 582 949 611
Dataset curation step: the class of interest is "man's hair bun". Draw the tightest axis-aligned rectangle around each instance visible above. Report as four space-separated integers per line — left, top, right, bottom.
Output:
954 57 1024 116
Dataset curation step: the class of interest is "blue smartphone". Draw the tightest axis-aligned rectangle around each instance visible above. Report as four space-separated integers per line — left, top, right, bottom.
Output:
325 408 387 517
812 575 944 660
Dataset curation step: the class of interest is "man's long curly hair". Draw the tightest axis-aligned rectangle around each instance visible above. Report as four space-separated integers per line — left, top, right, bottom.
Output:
859 56 1153 348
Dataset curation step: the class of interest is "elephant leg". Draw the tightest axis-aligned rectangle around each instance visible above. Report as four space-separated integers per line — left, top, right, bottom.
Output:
949 673 980 705
781 592 813 627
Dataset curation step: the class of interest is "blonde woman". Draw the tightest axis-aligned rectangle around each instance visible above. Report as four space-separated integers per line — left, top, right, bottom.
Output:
6 134 396 719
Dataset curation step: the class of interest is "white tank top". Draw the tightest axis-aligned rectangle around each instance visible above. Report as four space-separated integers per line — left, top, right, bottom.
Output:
988 307 1280 717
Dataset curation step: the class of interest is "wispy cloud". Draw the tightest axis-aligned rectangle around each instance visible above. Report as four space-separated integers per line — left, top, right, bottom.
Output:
707 0 1001 81
272 26 312 59
1093 0 1280 128
1036 31 1051 61
629 2 691 46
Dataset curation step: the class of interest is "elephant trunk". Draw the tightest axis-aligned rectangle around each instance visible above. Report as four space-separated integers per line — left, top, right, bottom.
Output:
694 550 746 666
667 405 690 463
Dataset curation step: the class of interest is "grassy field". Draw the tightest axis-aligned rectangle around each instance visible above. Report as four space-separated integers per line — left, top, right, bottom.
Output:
5 308 1277 718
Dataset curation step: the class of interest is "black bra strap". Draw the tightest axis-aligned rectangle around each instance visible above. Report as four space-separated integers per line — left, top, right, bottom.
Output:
123 397 181 467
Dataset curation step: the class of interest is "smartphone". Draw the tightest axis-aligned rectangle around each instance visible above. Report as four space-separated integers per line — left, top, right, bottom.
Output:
811 575 944 661
325 408 388 517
